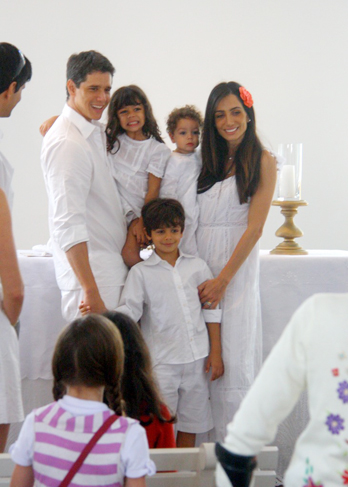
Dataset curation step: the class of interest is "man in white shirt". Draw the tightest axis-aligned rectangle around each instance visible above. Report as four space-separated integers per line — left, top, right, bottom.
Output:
41 50 128 322
0 42 32 208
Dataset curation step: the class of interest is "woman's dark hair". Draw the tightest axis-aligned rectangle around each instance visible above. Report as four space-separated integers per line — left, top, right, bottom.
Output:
106 85 164 152
104 311 175 426
52 314 124 415
66 50 114 99
198 81 263 203
142 198 185 236
0 43 32 94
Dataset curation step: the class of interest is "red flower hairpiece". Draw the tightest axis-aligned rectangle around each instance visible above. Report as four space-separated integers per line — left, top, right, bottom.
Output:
239 86 253 108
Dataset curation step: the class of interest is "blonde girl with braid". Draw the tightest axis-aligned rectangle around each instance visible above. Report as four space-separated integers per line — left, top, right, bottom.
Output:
10 314 155 487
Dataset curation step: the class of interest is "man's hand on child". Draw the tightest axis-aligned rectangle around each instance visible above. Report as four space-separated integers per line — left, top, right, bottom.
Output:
79 301 91 316
205 352 224 381
39 115 59 136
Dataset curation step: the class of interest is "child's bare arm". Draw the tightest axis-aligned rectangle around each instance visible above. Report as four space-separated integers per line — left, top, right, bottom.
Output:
39 115 58 136
145 173 162 204
124 477 146 487
10 465 34 487
132 173 162 245
205 322 224 381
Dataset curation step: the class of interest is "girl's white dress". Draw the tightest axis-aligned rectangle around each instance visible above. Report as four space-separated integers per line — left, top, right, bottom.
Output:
109 133 171 224
197 175 262 442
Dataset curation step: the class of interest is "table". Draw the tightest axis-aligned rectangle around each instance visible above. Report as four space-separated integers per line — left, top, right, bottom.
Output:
8 250 348 474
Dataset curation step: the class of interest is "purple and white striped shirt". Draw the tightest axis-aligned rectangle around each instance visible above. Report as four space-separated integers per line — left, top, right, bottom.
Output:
33 402 133 487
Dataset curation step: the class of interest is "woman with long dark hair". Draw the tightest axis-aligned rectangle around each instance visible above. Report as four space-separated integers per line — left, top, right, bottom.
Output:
197 81 278 441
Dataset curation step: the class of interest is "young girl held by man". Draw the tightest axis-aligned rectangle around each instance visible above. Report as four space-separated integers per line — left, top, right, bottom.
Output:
107 85 171 267
10 314 155 487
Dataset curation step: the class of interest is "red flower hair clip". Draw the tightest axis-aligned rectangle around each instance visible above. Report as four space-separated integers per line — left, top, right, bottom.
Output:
239 86 253 108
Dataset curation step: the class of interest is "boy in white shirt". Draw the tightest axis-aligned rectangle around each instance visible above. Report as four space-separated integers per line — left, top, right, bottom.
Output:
117 198 224 447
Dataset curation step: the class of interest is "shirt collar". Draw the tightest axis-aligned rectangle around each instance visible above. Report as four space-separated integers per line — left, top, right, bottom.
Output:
142 248 196 267
62 104 105 140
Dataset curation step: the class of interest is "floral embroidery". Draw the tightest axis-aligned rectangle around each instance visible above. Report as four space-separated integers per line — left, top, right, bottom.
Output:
239 87 253 108
333 368 340 377
342 470 348 484
303 477 323 487
326 413 345 434
303 459 323 487
338 381 348 404
339 353 347 360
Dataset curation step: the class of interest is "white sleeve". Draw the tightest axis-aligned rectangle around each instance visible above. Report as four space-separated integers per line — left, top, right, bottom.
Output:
147 142 171 179
160 155 179 199
121 422 156 478
222 298 310 457
116 267 145 322
200 261 222 323
43 138 92 252
9 411 35 466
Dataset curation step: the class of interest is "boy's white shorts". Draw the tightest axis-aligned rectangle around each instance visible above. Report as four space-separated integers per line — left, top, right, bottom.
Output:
153 357 213 434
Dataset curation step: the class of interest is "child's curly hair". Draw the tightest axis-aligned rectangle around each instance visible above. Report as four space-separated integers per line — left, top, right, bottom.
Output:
166 105 203 135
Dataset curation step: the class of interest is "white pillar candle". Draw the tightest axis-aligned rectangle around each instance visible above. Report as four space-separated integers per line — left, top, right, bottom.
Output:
279 165 296 198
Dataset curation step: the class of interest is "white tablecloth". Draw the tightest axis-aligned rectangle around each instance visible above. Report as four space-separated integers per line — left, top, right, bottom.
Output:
18 252 65 380
17 250 348 379
11 249 348 473
260 250 348 358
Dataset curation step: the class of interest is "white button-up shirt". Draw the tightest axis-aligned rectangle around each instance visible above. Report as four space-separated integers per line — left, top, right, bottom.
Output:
117 251 221 365
41 104 128 291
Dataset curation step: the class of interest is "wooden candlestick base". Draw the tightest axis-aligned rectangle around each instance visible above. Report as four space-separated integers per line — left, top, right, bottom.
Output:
270 200 308 255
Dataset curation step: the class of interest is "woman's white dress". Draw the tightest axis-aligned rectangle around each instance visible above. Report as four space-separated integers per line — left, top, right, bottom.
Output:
0 295 23 423
197 175 262 442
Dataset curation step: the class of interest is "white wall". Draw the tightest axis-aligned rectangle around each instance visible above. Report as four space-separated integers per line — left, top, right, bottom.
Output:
1 0 348 250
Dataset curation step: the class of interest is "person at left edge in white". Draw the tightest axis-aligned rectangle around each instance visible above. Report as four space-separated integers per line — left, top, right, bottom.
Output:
0 42 31 451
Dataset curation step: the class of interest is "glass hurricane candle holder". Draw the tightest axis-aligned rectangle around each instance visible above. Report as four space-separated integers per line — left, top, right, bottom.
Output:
277 143 303 200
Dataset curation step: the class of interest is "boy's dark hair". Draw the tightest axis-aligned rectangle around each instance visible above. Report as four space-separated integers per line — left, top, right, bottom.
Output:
66 50 115 99
0 42 32 94
166 105 203 135
142 198 185 236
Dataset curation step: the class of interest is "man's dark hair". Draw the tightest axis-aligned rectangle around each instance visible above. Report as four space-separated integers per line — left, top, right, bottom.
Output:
142 198 185 236
0 42 32 94
66 50 115 99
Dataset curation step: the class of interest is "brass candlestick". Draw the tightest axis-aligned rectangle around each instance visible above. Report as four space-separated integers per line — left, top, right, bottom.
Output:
270 200 308 255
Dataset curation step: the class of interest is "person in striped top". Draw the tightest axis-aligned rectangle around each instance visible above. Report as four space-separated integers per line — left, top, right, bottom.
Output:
10 314 155 487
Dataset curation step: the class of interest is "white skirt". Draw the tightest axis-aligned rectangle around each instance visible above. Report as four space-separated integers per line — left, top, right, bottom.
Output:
0 311 24 423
